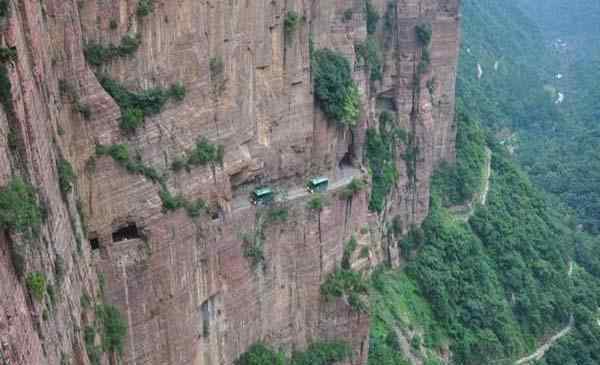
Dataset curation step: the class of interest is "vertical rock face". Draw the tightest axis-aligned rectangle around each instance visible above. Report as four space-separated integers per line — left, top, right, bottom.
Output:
0 0 459 364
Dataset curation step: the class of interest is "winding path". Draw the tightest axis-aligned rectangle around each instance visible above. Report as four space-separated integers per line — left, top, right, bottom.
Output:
514 316 574 365
514 261 575 364
452 147 492 221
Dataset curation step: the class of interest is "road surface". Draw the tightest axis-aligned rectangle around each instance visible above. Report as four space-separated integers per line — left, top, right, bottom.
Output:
230 167 363 211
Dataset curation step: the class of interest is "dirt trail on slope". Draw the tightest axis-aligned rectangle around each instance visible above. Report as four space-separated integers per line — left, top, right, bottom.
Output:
514 316 574 365
514 261 575 364
452 147 492 222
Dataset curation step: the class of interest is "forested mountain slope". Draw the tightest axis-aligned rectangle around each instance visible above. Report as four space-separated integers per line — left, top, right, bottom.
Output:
365 1 600 364
458 0 600 233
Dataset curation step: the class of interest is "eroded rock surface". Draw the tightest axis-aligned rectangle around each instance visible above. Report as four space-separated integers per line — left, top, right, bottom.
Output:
0 0 459 364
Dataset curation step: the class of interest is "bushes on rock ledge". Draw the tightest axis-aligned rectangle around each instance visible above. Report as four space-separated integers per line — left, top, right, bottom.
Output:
0 177 41 233
312 49 361 126
234 340 351 365
26 272 47 301
84 33 141 66
98 77 186 132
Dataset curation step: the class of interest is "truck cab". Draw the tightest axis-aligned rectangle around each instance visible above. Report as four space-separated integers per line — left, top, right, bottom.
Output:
251 187 274 206
307 177 329 193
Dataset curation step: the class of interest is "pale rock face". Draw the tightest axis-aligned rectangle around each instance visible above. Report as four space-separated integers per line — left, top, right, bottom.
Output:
0 0 460 364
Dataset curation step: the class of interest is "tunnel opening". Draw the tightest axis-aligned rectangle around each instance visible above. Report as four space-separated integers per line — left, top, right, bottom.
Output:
89 235 100 250
112 223 140 242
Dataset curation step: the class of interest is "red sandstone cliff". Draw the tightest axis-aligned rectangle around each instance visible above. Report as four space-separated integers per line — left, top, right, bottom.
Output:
0 0 459 364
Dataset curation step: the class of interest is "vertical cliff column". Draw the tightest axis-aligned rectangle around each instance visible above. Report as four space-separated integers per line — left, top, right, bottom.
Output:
368 0 460 231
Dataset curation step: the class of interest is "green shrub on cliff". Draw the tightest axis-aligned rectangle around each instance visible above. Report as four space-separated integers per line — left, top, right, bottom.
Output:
234 343 286 365
96 304 128 355
98 76 185 132
416 23 432 46
365 0 379 35
136 0 154 17
0 1 9 18
84 33 141 66
234 340 350 365
312 49 361 126
355 36 383 81
0 177 41 233
26 272 47 301
284 11 303 43
320 267 368 312
57 158 76 194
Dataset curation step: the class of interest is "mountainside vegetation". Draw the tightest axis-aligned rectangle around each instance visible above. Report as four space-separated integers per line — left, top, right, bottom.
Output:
365 0 600 364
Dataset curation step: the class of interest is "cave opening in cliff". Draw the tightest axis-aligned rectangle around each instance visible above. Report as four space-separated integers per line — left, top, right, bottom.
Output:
89 237 100 250
112 223 140 242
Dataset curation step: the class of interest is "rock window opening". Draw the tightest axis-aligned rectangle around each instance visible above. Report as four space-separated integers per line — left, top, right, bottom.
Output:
112 223 140 242
89 238 100 250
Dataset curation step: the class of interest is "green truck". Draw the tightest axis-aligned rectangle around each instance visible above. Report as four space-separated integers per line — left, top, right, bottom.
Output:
251 187 274 206
307 177 329 193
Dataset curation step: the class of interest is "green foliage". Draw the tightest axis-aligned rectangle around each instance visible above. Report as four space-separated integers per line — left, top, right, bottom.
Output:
84 326 101 365
265 206 288 224
382 1 396 35
234 341 351 365
339 178 365 200
98 76 185 132
187 137 225 167
26 272 47 301
234 343 286 365
242 232 264 268
355 36 383 81
57 158 75 194
209 57 224 78
0 177 41 233
185 199 206 218
415 23 432 46
158 186 185 211
369 270 445 365
307 193 326 212
431 103 486 206
0 64 14 120
321 267 368 311
54 255 65 285
312 49 361 126
365 0 379 35
341 236 357 270
84 33 141 66
0 47 17 63
407 148 576 364
0 0 9 18
96 144 163 183
284 11 302 43
343 9 353 22
136 0 154 17
365 112 400 212
291 341 351 365
168 82 186 102
74 101 92 120
96 304 128 355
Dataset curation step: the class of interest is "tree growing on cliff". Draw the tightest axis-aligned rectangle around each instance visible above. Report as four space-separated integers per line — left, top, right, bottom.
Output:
312 49 361 127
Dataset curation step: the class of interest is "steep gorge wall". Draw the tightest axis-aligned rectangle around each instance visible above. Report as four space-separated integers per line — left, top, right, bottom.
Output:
0 0 459 364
